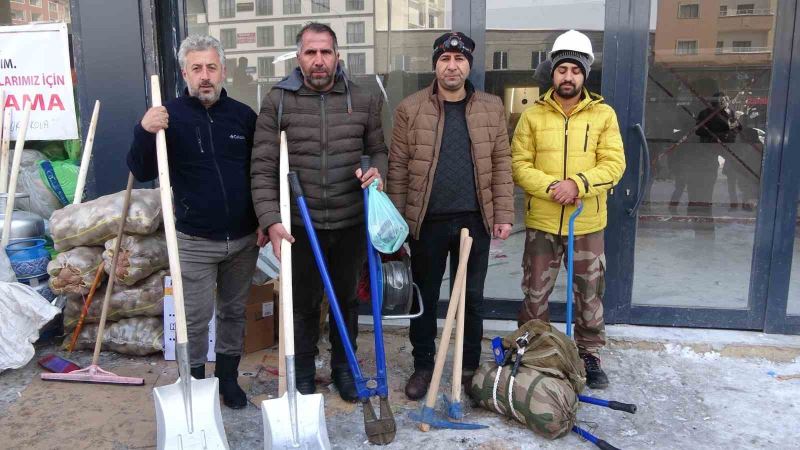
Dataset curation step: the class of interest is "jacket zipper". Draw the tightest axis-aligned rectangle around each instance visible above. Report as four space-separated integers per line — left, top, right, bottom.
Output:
195 128 205 153
583 124 589 152
557 117 569 236
320 94 329 226
205 110 231 240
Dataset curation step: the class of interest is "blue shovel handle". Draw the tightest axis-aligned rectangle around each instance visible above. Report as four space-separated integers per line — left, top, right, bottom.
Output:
566 201 584 338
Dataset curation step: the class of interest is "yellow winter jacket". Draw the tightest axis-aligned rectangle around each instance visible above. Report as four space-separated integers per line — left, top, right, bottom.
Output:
511 88 625 236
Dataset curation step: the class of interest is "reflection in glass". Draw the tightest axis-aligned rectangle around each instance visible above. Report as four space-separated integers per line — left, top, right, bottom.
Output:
788 190 800 316
632 0 774 308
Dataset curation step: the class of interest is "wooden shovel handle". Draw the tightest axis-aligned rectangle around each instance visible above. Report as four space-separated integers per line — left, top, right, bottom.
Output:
451 228 469 403
1 104 32 249
73 100 100 205
0 109 11 194
67 261 106 353
149 75 189 345
419 232 473 432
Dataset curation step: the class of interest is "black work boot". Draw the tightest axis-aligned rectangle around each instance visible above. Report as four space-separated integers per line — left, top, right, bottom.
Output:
190 365 205 380
331 367 358 402
580 352 609 389
214 353 247 409
295 357 316 395
404 368 433 401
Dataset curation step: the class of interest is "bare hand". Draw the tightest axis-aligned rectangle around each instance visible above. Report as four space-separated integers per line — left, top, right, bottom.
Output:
256 227 268 247
550 180 579 205
493 223 512 240
267 223 294 260
141 106 169 134
355 167 383 191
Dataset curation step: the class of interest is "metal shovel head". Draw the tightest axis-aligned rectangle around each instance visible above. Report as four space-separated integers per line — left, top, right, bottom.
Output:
154 376 228 450
262 392 330 449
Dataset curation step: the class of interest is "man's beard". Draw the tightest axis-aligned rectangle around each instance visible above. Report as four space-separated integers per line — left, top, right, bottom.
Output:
304 71 333 89
190 82 222 104
439 73 465 91
556 82 581 99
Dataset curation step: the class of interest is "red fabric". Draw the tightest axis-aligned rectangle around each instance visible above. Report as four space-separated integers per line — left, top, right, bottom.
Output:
356 247 408 303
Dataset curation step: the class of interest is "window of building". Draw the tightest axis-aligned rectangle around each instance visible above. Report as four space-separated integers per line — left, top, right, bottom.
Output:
10 0 25 4
49 2 58 15
258 56 275 77
675 40 698 55
285 58 298 74
256 0 273 15
284 24 301 47
419 10 425 26
719 5 728 16
346 0 364 11
30 0 42 7
393 54 411 71
11 9 25 22
493 51 508 70
716 40 724 48
429 14 437 27
737 3 755 15
284 0 301 14
347 53 366 75
219 0 235 18
678 3 699 18
346 22 365 44
30 12 42 21
257 26 274 47
732 40 752 50
312 0 329 13
220 29 237 49
531 50 547 69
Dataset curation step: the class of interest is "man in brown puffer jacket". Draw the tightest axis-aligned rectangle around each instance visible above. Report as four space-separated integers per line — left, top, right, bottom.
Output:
387 31 514 400
251 23 387 402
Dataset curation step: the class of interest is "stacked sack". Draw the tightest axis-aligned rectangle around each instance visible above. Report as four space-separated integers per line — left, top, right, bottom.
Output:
47 188 169 356
469 320 586 440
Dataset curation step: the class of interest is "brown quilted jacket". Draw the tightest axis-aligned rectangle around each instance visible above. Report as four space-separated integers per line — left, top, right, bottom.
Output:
251 68 387 231
387 81 514 239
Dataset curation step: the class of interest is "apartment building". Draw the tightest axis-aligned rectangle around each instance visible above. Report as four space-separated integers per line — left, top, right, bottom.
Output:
8 0 69 24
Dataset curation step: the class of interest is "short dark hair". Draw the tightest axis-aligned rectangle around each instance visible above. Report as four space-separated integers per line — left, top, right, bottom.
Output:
296 22 339 52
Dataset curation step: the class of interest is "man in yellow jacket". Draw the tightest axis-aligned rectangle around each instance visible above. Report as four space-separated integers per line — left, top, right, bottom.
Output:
511 30 625 389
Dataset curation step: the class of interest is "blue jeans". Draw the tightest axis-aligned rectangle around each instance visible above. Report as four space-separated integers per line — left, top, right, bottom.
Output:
408 212 491 372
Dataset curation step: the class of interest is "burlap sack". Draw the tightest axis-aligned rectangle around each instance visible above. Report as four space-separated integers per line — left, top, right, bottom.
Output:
47 246 105 295
103 233 168 286
62 270 167 330
470 363 578 440
67 316 163 356
50 189 162 251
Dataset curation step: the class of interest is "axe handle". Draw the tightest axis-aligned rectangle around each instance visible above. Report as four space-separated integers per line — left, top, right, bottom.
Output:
451 228 469 403
73 100 100 204
278 130 292 395
0 108 10 194
419 233 472 432
1 104 31 248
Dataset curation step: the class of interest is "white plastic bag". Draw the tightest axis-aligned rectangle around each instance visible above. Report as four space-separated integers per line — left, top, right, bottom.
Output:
0 282 60 372
0 251 16 283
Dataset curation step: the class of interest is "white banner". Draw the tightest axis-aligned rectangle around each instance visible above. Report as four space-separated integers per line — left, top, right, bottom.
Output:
0 23 79 141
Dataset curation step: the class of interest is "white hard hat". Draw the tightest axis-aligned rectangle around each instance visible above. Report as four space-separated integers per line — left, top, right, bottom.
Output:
550 30 594 65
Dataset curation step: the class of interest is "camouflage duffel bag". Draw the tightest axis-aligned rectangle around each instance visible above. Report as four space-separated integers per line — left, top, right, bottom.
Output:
470 362 578 439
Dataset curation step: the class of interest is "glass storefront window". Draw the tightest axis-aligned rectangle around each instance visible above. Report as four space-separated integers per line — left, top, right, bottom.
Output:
788 191 800 316
632 0 774 308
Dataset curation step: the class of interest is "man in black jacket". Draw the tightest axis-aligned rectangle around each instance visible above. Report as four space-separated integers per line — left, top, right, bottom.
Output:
251 23 387 402
127 35 265 409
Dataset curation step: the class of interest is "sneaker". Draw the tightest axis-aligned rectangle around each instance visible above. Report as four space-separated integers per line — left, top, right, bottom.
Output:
580 353 609 389
404 369 433 400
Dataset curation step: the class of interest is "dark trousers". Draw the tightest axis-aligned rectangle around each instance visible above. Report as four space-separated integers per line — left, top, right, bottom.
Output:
291 223 366 376
409 212 491 372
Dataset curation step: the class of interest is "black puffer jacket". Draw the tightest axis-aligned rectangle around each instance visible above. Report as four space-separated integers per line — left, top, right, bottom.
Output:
251 67 388 231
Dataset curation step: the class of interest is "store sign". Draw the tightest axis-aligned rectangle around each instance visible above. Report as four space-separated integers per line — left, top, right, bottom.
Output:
0 23 79 140
237 32 256 44
236 2 254 12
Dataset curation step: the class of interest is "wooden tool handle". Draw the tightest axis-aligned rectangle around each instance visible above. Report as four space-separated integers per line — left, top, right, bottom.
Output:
67 261 106 353
91 173 134 364
0 108 10 194
1 104 32 249
419 234 473 432
73 100 100 205
149 75 189 345
279 130 295 385
451 228 469 403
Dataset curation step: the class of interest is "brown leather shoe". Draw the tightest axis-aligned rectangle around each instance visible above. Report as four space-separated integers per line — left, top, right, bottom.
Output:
404 369 433 400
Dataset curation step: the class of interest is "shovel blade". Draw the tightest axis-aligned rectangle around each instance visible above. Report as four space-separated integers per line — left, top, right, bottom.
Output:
262 392 330 449
154 377 228 450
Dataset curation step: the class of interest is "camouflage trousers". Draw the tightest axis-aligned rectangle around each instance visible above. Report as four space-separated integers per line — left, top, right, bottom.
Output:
518 229 606 354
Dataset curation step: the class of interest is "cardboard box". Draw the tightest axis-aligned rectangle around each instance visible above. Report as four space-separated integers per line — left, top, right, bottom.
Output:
163 276 216 362
244 282 276 353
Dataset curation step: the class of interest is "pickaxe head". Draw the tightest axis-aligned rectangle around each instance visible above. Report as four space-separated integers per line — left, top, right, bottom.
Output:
409 405 488 430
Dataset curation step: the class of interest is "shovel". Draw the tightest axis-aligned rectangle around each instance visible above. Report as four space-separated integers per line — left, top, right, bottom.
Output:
148 75 228 450
262 131 330 449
